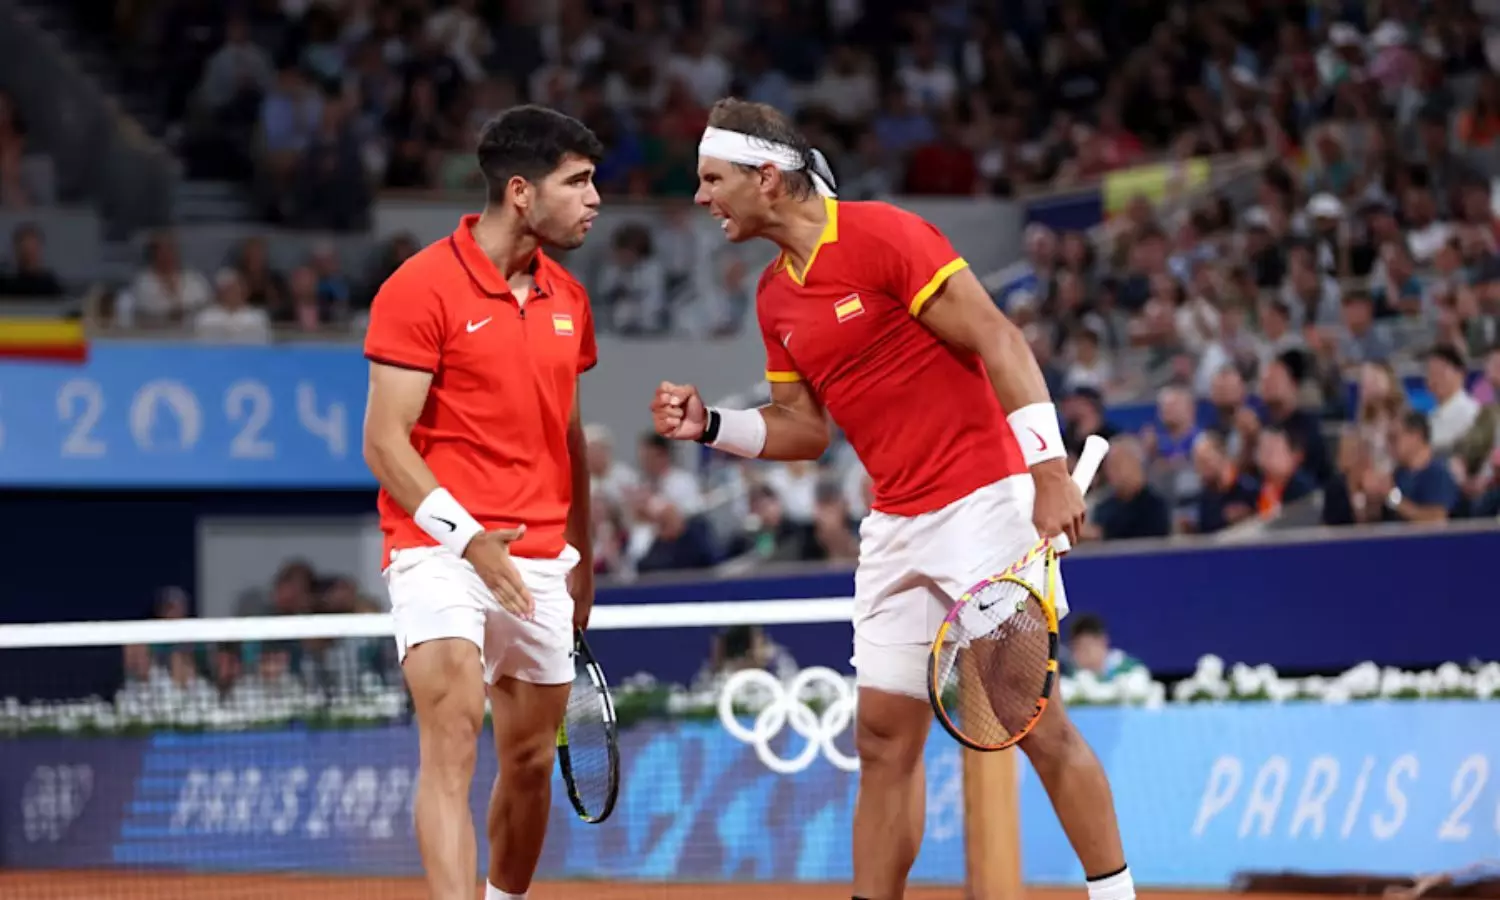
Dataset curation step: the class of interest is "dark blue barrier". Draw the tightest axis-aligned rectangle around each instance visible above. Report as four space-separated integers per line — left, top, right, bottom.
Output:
587 525 1500 682
1025 190 1104 234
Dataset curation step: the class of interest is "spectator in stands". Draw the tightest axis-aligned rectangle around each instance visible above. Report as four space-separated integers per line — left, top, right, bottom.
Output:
810 481 859 562
1335 291 1395 364
194 268 272 344
116 232 212 328
1324 427 1379 527
278 265 326 331
584 423 640 509
732 484 816 562
595 223 668 334
693 624 797 693
1425 344 1485 456
288 96 371 230
1062 386 1117 462
194 14 275 124
235 236 287 312
1258 350 1331 483
0 90 56 208
1085 437 1171 541
0 223 64 298
238 560 316 618
1188 432 1257 535
1364 411 1460 524
1062 614 1145 682
1253 427 1317 520
1355 360 1408 472
634 494 719 573
636 432 702 517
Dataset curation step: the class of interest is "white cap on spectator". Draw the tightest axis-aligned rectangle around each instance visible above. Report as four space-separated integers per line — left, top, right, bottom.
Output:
1230 66 1258 89
1242 207 1271 230
1328 23 1363 49
1370 21 1408 50
584 422 614 446
1307 193 1344 220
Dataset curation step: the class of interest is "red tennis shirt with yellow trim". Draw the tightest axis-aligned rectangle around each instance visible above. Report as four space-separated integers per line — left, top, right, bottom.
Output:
756 197 1027 517
363 214 597 561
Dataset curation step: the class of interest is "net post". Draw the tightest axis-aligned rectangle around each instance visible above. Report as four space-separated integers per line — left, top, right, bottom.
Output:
959 650 1024 900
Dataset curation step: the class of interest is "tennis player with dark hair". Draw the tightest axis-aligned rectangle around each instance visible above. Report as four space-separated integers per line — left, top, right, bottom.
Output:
651 98 1134 900
362 105 602 900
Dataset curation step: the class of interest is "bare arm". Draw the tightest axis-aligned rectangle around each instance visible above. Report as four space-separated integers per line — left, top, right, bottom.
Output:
361 361 441 514
757 379 832 461
564 386 593 569
913 267 1067 472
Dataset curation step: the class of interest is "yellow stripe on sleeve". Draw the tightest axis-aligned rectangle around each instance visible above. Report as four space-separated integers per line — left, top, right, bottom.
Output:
765 370 802 383
907 257 970 317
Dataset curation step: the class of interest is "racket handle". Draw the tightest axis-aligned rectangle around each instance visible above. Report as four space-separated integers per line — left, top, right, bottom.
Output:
1049 434 1110 554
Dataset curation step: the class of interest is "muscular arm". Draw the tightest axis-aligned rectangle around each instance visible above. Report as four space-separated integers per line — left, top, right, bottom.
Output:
757 379 831 461
564 386 594 568
914 268 1063 448
361 361 441 514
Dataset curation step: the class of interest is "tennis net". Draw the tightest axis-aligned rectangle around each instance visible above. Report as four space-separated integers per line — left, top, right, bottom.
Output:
0 602 980 900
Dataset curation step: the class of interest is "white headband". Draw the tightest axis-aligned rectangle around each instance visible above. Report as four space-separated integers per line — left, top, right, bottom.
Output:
698 126 837 198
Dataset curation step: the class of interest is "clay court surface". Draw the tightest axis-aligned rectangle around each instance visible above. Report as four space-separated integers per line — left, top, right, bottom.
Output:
0 874 1354 900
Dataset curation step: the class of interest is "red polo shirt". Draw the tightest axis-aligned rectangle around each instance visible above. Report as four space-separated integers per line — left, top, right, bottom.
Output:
364 215 597 560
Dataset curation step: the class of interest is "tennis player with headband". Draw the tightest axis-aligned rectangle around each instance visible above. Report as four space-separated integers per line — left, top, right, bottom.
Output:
651 99 1135 900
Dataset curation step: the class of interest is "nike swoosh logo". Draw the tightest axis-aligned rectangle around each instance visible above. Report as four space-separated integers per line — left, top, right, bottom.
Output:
1026 427 1048 452
433 516 457 531
466 318 492 333
781 331 792 347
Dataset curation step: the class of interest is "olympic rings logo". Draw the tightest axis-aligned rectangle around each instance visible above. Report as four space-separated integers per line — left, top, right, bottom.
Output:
717 667 859 774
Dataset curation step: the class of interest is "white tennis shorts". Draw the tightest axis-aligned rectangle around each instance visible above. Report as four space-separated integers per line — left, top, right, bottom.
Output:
383 543 580 686
850 475 1071 699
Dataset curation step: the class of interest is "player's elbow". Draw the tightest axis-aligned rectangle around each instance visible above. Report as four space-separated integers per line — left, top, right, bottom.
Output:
361 417 405 482
793 418 832 460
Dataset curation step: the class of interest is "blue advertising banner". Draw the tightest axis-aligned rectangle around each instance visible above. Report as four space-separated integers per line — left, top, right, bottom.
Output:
0 344 1435 487
2 702 1494 886
0 344 368 487
0 721 967 885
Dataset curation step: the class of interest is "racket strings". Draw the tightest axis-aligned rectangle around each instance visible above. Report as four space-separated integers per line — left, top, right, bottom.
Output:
561 666 614 812
936 576 1053 746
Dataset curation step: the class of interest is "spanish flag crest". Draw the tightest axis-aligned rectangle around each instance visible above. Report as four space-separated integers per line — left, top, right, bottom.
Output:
833 293 864 323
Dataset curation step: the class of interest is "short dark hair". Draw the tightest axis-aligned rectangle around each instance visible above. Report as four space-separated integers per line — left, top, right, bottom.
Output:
706 98 818 200
640 431 672 453
1398 410 1431 443
476 105 604 206
1262 424 1304 455
1425 343 1466 374
1069 613 1108 641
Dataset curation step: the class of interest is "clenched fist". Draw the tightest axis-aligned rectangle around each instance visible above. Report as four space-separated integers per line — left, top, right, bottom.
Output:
651 381 707 441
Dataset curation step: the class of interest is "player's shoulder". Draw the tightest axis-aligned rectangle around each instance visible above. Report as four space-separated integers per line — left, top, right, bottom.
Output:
838 199 933 235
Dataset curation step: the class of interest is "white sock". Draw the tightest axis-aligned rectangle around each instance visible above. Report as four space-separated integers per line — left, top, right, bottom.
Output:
1087 866 1135 900
485 882 526 900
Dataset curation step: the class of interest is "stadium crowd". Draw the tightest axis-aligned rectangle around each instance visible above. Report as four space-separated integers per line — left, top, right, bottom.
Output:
3 0 1500 579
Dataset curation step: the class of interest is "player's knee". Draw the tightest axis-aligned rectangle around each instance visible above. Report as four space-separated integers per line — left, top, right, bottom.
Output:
1019 701 1084 769
500 734 557 792
855 692 927 774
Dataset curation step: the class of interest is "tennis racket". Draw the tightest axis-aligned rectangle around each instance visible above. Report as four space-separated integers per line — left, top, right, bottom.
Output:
928 434 1110 753
555 629 620 824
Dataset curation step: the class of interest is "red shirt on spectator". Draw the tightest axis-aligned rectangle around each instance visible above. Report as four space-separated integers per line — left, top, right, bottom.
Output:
903 142 978 195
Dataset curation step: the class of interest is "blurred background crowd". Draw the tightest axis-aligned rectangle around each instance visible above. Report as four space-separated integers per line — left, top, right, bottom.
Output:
4 0 1500 698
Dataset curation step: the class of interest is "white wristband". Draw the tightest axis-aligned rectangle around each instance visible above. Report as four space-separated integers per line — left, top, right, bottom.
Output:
703 407 767 458
1007 402 1066 467
414 487 485 557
